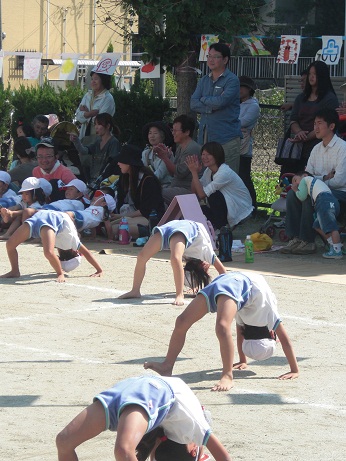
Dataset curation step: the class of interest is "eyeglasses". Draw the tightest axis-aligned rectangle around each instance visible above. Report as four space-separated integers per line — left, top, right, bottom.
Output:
171 128 183 133
37 155 55 160
206 54 224 60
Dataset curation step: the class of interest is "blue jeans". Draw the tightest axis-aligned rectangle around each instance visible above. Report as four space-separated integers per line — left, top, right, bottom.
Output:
285 189 316 242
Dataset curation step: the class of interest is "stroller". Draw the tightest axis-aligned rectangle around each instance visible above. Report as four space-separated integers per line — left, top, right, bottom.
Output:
259 173 295 242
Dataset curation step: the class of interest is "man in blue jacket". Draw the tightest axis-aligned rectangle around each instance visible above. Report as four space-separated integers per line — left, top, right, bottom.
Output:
190 43 242 173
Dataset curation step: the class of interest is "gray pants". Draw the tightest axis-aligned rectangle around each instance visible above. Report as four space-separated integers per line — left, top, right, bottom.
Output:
222 137 241 174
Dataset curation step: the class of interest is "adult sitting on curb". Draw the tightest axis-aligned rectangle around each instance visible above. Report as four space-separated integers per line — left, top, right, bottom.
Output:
280 108 346 255
153 115 201 205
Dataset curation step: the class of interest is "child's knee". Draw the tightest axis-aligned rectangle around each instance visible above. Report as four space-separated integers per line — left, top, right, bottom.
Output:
56 429 71 453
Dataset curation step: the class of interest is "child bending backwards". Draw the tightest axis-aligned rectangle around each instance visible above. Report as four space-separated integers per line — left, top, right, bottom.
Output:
0 177 51 240
118 219 226 306
0 209 102 283
56 374 232 461
292 171 344 259
145 271 299 392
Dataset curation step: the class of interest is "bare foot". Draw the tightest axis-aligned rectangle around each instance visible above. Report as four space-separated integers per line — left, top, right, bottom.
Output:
1 209 12 223
172 295 185 306
211 373 234 392
0 270 20 278
118 290 141 299
143 361 173 376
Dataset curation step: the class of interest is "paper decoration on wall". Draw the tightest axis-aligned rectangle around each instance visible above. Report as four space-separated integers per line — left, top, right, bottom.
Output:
140 59 160 79
59 53 80 80
199 34 219 61
0 51 3 78
277 35 301 64
23 52 43 80
242 36 271 56
91 53 121 75
321 36 343 65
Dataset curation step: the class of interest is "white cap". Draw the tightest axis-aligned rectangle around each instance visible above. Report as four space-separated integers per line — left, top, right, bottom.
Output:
0 171 11 185
61 255 82 272
104 194 116 212
242 338 276 361
39 178 53 197
19 177 41 192
64 179 88 195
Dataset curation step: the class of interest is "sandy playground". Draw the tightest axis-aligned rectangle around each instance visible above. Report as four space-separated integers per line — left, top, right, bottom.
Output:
0 230 346 461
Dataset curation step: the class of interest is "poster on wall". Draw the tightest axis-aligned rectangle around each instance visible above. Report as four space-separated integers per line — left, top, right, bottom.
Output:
321 36 343 65
23 52 42 80
59 53 80 80
276 35 301 64
242 36 271 56
140 59 160 79
91 53 121 75
199 34 219 61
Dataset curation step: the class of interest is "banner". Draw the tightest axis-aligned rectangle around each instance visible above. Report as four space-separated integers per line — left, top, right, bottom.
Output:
321 36 343 65
59 53 80 80
23 53 42 80
199 34 219 61
91 53 121 75
140 60 160 79
242 36 270 56
277 35 301 64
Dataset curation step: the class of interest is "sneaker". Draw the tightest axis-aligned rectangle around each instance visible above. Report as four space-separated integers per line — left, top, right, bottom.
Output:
322 247 343 259
280 237 301 254
291 241 317 255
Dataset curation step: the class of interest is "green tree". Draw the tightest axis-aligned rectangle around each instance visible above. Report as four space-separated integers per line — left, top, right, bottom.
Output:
97 0 264 114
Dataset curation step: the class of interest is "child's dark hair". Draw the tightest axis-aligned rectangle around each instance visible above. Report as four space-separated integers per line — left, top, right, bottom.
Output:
58 249 79 261
241 324 275 340
295 170 313 178
184 258 211 292
155 438 195 461
136 427 164 461
25 188 46 206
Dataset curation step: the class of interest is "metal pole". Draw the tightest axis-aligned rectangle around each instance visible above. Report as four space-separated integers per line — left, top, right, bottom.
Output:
0 0 3 86
344 0 346 76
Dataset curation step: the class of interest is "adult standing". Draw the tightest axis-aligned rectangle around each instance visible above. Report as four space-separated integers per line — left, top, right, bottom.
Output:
141 121 174 187
190 43 242 173
239 76 260 210
154 115 201 205
284 60 339 174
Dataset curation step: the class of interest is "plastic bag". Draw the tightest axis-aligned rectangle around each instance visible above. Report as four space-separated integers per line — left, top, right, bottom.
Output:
250 232 272 251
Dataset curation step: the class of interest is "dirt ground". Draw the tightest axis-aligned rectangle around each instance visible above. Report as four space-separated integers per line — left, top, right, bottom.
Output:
1 220 346 461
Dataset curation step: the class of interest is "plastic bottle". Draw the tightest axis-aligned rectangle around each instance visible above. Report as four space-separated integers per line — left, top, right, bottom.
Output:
118 217 131 245
148 209 159 234
244 235 254 263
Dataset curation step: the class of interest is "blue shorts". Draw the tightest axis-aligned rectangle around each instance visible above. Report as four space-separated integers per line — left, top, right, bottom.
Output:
93 376 175 432
198 272 252 313
313 192 340 234
72 211 84 231
25 210 65 239
153 220 199 250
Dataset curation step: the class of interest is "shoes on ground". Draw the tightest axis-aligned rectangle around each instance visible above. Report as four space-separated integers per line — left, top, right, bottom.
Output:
291 241 317 255
322 247 343 259
279 237 301 254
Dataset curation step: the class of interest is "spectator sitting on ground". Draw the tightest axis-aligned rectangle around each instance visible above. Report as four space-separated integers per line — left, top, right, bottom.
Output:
9 137 37 187
27 114 49 147
0 171 19 208
186 142 253 231
280 108 346 255
141 120 174 187
152 115 201 206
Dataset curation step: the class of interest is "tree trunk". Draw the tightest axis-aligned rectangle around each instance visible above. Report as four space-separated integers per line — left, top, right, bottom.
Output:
176 51 198 117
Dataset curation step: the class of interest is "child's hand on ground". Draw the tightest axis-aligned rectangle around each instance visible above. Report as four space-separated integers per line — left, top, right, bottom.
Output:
233 361 247 370
278 371 299 380
56 274 65 283
172 295 185 306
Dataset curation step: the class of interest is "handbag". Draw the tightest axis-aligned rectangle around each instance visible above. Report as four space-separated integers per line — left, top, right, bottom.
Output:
275 128 303 166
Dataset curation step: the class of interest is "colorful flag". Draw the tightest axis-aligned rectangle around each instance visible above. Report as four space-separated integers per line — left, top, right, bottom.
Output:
91 53 121 75
277 35 301 64
23 52 42 80
242 36 270 56
59 53 80 80
321 36 343 65
199 34 219 61
140 60 160 79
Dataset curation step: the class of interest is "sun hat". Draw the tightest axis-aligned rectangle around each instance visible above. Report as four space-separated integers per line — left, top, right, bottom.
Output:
94 190 116 211
116 144 143 167
39 178 53 197
239 76 257 92
19 177 42 192
60 255 82 273
64 179 88 195
242 338 276 361
0 171 11 184
142 121 174 147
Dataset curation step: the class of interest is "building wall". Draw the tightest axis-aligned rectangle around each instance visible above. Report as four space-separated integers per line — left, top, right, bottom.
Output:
1 0 127 88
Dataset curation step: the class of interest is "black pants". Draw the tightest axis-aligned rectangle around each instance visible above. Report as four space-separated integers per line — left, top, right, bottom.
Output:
239 156 257 209
201 190 228 230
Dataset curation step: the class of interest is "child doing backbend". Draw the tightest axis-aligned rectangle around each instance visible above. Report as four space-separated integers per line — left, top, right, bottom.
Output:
145 271 299 392
0 209 102 283
56 374 232 461
118 219 227 306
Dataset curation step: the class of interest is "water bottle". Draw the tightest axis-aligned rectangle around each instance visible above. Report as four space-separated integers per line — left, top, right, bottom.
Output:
218 226 233 262
244 235 254 263
148 209 159 234
118 217 131 245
